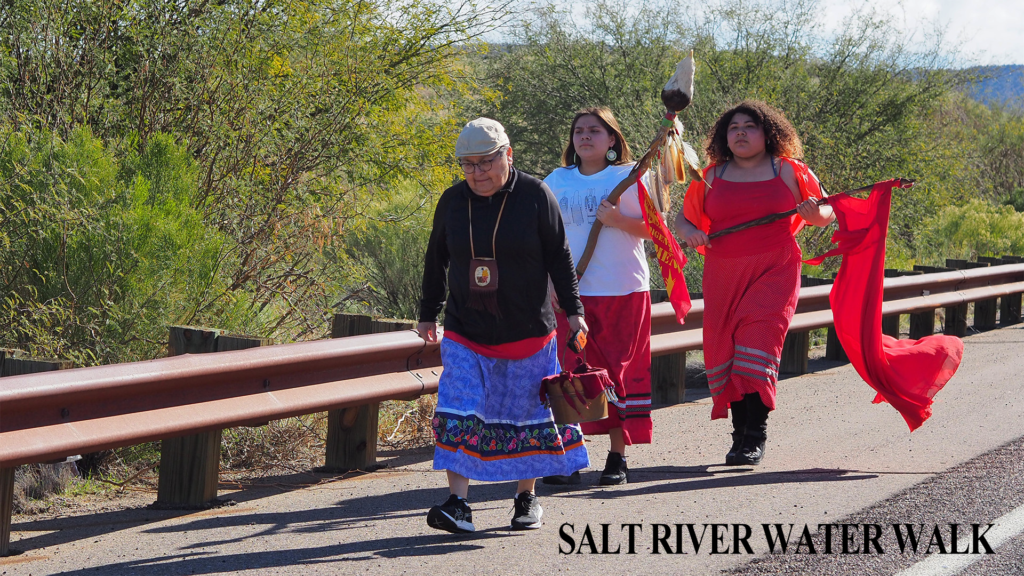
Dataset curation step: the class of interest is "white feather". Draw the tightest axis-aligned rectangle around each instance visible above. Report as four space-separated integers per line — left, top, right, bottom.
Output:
663 53 695 99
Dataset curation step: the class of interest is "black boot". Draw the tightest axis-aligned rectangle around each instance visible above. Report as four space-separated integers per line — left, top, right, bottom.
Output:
725 400 746 465
599 452 628 485
734 394 769 466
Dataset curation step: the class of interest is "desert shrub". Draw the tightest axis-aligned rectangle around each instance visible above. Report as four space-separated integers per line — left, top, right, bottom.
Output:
916 200 1024 262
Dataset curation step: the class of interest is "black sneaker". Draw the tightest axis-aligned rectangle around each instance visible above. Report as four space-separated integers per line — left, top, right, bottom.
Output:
541 471 582 485
599 452 628 485
510 491 543 530
427 494 475 533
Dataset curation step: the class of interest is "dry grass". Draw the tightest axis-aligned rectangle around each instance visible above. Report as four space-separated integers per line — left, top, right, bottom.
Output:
378 395 437 450
12 463 80 514
220 413 329 479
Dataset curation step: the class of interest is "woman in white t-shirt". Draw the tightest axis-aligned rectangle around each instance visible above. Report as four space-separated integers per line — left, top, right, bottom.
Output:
542 107 652 486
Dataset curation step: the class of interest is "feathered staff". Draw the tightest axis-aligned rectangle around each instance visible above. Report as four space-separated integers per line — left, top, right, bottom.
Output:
575 52 702 276
574 51 701 324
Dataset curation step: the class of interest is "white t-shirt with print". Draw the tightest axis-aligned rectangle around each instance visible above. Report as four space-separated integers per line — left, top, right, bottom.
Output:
543 164 650 296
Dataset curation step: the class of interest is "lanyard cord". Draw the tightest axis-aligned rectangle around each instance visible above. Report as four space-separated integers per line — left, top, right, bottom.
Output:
468 188 511 260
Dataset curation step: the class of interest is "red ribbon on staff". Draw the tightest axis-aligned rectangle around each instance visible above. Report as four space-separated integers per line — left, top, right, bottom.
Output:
637 178 692 324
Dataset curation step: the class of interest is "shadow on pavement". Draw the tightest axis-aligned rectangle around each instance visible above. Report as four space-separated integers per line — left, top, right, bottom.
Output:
551 467 879 501
43 530 514 575
9 447 437 555
11 477 527 558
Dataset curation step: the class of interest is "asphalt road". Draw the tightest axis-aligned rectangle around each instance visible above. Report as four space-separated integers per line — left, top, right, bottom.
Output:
4 323 1023 576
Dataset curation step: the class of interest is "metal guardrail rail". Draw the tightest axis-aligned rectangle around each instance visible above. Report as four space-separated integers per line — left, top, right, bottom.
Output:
0 262 1021 555
2 264 1021 469
1 332 441 469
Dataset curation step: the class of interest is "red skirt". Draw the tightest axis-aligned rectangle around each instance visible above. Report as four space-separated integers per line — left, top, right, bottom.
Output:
556 291 652 445
702 241 801 420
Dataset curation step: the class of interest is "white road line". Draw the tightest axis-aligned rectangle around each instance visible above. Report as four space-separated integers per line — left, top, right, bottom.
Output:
895 504 1024 576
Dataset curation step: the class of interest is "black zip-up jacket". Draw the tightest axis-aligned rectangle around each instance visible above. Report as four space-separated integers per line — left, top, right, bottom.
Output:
419 168 583 345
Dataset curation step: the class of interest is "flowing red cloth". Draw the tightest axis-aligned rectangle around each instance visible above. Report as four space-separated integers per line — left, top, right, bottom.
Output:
556 291 653 444
804 180 963 431
637 178 691 324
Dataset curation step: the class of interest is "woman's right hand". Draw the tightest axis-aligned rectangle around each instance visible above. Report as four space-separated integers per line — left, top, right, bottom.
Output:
684 230 711 250
416 321 437 343
675 214 711 250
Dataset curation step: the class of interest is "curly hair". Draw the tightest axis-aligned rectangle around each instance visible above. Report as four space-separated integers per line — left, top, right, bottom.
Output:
704 100 803 165
561 106 633 168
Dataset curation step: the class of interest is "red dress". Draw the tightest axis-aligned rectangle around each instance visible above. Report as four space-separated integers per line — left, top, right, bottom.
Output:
556 291 653 444
701 171 802 419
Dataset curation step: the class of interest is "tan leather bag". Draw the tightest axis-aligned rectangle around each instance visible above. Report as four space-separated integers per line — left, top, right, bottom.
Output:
540 358 617 425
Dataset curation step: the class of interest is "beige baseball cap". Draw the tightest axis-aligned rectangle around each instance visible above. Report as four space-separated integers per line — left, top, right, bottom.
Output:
455 118 510 157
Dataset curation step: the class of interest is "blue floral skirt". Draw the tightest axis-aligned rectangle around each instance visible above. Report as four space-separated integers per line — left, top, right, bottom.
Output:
432 337 590 481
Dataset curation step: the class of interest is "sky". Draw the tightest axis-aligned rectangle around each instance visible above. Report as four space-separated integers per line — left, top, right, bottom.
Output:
816 0 1022 66
505 0 1022 66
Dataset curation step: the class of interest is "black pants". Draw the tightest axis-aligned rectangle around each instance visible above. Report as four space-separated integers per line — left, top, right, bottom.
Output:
731 393 770 439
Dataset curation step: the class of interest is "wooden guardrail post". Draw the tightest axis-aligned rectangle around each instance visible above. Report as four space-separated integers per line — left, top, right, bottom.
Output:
909 310 936 339
1000 256 1023 325
650 289 688 404
889 270 934 340
781 276 821 374
823 274 848 362
323 314 413 471
158 327 221 507
973 259 1000 331
0 467 12 557
1 351 71 556
1 356 72 376
913 265 959 334
824 325 846 361
881 270 902 338
1 349 21 556
942 260 970 336
157 327 271 507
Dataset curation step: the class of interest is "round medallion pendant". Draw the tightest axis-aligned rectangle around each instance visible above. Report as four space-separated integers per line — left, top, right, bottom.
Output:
474 266 492 286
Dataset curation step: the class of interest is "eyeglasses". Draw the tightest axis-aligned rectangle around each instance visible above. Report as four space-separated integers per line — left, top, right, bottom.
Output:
459 149 505 174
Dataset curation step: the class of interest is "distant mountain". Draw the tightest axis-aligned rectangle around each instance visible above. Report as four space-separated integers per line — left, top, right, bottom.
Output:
964 65 1024 109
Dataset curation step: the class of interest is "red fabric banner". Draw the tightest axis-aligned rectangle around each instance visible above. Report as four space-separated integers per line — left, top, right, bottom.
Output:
637 179 692 324
805 179 963 431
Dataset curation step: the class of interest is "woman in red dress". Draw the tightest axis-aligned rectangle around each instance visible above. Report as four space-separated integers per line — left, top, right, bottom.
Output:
675 100 834 465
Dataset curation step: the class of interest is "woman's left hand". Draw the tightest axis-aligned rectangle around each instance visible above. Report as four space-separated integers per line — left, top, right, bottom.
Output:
596 199 623 228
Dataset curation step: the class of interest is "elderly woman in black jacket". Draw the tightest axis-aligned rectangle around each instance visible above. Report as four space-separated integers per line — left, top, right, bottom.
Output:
418 118 589 534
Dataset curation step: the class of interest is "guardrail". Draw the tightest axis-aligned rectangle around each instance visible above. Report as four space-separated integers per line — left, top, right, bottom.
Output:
1 259 1022 555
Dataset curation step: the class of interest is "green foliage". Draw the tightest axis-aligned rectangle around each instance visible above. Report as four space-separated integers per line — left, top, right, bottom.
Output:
1 0 1021 370
467 0 684 176
1004 188 1024 212
339 182 435 321
471 0 975 272
982 112 1024 200
0 126 233 363
2 0 499 344
916 200 1024 262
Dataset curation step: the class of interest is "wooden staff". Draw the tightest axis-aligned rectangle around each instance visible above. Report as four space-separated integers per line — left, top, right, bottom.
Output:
575 52 695 278
574 122 671 276
707 178 915 239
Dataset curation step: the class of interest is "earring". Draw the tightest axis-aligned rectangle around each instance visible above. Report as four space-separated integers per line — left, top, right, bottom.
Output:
605 148 618 162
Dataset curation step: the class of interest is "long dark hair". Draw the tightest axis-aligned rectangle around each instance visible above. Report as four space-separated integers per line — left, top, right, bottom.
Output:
705 100 803 164
560 106 633 168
